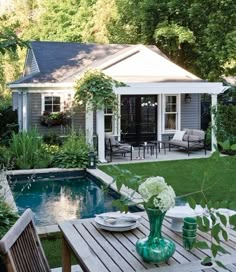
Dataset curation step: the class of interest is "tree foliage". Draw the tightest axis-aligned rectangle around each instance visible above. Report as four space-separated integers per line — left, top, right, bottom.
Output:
0 0 235 84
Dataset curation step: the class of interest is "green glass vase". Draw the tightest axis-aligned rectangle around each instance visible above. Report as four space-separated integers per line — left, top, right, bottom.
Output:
136 208 175 263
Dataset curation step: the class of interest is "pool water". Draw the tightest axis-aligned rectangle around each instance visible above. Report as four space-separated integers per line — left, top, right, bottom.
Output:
12 174 125 226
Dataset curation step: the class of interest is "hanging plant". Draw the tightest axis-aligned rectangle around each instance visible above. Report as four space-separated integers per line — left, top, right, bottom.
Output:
74 69 126 111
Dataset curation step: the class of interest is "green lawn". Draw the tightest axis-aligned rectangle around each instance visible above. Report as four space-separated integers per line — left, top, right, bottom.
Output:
41 237 77 268
99 156 236 203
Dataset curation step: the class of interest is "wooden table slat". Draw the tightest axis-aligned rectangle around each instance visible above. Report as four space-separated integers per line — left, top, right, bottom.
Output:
59 221 109 272
94 224 156 270
73 222 122 272
76 221 139 271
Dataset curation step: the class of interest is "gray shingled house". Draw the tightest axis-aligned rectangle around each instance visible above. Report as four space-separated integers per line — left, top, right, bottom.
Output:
9 41 227 162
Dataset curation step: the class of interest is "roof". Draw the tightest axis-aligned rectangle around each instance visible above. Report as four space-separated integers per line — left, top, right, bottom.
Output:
11 41 203 85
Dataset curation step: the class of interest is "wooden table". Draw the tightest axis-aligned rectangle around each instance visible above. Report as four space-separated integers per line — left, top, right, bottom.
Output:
59 212 236 272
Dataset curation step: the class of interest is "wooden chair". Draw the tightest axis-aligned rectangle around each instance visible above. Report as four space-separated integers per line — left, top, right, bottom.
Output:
0 209 50 272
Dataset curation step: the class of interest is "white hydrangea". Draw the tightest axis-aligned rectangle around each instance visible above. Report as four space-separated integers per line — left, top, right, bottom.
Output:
153 187 176 212
138 176 176 212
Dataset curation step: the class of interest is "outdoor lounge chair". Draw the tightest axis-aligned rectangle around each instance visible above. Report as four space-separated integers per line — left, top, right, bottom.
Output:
105 134 133 162
0 209 50 272
169 129 207 156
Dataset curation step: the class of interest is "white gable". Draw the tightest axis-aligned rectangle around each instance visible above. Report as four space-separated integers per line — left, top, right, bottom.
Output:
103 46 201 83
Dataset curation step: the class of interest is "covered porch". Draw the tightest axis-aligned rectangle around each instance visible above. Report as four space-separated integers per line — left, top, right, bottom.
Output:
86 82 228 162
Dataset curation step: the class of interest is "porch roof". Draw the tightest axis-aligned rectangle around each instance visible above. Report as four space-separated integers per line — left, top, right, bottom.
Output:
114 82 229 95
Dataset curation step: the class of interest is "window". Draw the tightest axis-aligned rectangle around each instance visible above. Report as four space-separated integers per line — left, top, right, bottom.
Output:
104 107 113 133
43 96 61 113
164 95 177 131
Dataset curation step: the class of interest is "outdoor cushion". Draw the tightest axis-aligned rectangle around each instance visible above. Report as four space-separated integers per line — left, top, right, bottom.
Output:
192 129 205 140
172 130 186 141
183 134 189 141
105 134 118 146
184 128 193 135
170 140 204 148
188 135 201 141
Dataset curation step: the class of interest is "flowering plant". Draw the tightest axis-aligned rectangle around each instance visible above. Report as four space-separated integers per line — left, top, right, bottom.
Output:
138 176 176 212
107 166 175 213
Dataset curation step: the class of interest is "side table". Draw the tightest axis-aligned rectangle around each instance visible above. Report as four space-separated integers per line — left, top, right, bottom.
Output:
149 140 168 154
138 143 157 159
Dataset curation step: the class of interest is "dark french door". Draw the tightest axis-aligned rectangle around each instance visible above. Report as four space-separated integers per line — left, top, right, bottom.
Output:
121 95 157 145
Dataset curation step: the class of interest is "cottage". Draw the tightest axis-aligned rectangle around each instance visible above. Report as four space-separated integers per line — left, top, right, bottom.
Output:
9 41 227 162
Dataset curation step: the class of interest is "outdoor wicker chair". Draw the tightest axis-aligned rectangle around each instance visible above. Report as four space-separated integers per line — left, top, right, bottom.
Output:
0 209 50 272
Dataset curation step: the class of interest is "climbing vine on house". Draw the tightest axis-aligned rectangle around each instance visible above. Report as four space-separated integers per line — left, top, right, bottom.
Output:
74 70 126 110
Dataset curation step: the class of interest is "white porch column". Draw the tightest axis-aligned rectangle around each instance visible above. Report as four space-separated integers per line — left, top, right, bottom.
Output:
17 92 23 131
85 103 94 147
96 109 106 162
211 94 218 152
22 92 28 132
115 95 121 140
158 94 162 141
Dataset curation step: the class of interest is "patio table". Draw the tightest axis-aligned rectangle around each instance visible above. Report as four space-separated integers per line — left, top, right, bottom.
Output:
59 211 236 272
138 143 157 158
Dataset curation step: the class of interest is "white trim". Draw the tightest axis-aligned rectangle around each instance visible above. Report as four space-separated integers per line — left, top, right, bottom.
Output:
117 95 121 140
177 94 181 130
96 109 106 162
115 82 228 95
162 94 180 133
41 93 64 114
22 92 28 131
104 107 114 134
9 82 74 89
11 88 74 93
18 93 23 131
158 94 162 141
85 102 94 147
9 82 228 95
211 94 218 152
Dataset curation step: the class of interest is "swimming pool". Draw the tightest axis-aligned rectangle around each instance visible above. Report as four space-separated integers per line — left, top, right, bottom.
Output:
10 171 138 226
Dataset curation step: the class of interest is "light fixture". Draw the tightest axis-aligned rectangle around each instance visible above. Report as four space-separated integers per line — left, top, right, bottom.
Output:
184 94 191 103
87 151 96 169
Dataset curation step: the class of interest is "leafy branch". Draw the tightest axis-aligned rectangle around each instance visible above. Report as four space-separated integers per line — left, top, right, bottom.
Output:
74 69 127 111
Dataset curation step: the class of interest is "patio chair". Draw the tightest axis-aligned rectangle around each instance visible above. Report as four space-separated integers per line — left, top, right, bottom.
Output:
0 209 50 272
105 134 133 162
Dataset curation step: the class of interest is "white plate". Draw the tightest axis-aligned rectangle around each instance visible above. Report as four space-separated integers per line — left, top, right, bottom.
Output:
95 212 141 232
95 220 140 232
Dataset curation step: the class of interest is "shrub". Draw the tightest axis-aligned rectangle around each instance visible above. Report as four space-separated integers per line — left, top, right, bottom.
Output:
52 133 89 168
0 106 18 145
8 130 52 169
0 199 19 239
0 145 11 166
43 133 63 145
214 104 236 145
